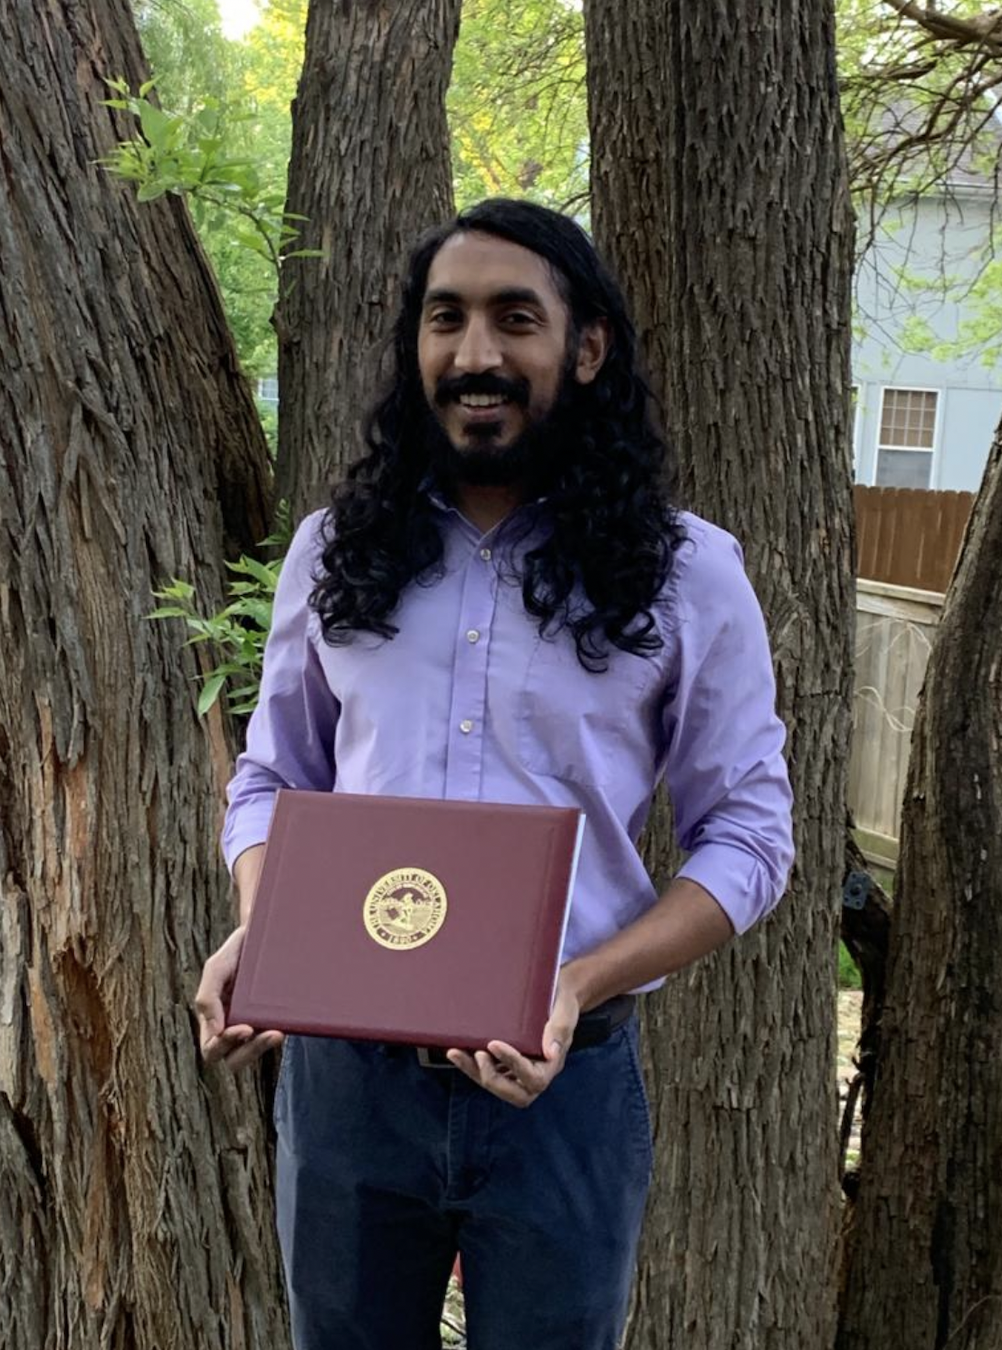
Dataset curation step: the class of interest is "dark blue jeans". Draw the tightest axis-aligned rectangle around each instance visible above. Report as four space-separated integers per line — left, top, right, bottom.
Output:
274 1021 653 1349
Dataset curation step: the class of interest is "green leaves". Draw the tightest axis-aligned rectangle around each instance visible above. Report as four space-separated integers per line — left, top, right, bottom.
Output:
138 100 174 152
98 77 325 366
124 0 301 375
148 508 293 718
197 672 229 717
449 0 589 212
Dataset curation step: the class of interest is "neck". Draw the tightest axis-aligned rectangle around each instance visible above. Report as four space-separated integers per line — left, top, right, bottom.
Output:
452 482 525 534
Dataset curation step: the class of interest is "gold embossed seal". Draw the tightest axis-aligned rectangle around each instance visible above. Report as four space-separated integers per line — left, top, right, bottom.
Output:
363 868 448 951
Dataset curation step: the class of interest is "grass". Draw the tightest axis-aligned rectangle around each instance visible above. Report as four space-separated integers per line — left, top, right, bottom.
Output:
839 940 863 990
840 848 895 992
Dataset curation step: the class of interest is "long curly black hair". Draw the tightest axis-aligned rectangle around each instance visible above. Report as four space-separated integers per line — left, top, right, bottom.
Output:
312 198 685 671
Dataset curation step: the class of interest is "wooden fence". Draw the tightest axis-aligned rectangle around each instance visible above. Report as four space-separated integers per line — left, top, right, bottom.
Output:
848 579 943 866
854 485 973 593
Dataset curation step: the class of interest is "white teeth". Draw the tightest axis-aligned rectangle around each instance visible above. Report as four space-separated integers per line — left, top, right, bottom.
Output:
458 394 507 408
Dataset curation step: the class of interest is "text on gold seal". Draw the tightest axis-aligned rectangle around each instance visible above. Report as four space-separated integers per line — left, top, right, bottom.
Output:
363 868 448 951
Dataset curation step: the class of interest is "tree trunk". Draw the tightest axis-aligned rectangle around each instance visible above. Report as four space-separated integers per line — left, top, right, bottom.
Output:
840 820 892 1195
275 0 461 517
0 3 285 1347
837 425 1002 1349
584 3 856 1346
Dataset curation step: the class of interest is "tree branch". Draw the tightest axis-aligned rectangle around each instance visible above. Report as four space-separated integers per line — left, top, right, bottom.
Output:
882 0 1002 54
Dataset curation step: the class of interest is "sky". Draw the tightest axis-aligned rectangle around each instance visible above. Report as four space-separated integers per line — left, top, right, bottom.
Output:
217 0 261 39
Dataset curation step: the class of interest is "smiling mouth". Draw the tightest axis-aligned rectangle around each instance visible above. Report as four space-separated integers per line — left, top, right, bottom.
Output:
457 394 509 409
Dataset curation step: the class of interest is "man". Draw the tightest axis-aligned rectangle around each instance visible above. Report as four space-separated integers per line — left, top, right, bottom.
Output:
196 198 794 1350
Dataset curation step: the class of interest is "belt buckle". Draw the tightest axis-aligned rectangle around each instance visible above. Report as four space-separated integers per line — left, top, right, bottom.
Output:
416 1047 455 1069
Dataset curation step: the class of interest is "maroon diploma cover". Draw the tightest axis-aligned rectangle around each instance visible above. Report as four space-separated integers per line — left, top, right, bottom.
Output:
227 790 585 1054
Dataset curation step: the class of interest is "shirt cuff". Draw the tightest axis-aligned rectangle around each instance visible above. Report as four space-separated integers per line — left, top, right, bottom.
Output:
675 843 775 936
221 800 277 875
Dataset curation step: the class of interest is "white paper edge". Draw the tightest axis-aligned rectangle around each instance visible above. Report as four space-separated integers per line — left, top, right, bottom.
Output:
550 811 586 1011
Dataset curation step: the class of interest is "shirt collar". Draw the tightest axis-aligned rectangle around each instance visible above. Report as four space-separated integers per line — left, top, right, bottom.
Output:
418 473 550 521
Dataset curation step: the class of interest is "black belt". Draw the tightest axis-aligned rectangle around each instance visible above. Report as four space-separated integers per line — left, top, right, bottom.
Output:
413 994 636 1068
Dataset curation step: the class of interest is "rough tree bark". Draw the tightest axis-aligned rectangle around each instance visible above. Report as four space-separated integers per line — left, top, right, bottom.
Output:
0 3 286 1347
584 3 856 1346
837 423 1002 1350
839 820 892 1199
275 0 462 518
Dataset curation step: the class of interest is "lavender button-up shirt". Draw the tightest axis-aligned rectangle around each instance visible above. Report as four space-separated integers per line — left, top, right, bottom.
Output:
222 499 794 981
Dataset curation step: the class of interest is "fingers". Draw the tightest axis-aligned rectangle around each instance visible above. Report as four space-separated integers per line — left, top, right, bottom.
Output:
220 1030 285 1072
542 982 580 1062
203 1025 284 1070
446 1042 563 1108
194 927 283 1072
194 926 247 1053
489 1040 564 1095
202 1023 253 1065
193 973 225 1051
540 1018 572 1063
445 1048 532 1107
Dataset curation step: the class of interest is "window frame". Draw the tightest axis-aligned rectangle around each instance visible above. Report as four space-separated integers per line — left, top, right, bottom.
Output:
851 384 860 473
872 384 941 489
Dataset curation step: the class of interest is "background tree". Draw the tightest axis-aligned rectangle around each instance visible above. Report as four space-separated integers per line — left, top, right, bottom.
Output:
449 0 588 210
832 10 1002 1343
136 0 296 381
839 0 1002 205
274 0 462 518
134 0 233 105
0 2 287 1347
839 0 1002 366
584 2 856 1347
836 422 1002 1349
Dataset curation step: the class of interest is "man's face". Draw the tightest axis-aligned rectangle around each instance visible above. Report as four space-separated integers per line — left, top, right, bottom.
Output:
417 232 589 486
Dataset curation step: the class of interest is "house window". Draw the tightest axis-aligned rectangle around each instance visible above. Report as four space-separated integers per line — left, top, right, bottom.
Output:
875 388 937 488
258 376 279 404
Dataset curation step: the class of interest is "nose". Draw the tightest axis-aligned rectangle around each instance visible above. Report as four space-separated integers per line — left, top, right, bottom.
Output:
452 314 502 374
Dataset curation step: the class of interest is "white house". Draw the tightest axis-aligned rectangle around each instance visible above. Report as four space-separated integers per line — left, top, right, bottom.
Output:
852 169 1002 493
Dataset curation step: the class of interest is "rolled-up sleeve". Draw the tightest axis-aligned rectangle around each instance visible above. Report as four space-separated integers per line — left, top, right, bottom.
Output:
660 522 794 933
221 510 338 872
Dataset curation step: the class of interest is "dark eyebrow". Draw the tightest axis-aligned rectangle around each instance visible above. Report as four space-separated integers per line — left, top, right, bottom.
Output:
423 289 463 307
422 286 547 309
489 287 546 307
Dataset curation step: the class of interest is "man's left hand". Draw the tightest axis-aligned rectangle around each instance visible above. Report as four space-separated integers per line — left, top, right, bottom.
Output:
446 975 581 1107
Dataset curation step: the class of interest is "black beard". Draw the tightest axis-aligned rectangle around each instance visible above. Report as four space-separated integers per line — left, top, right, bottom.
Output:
423 365 579 494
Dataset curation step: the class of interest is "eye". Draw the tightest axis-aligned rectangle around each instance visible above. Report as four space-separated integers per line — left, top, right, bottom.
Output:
501 310 537 327
426 307 462 327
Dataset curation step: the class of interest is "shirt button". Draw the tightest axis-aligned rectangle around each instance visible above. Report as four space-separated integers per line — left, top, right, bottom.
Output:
480 547 492 561
466 629 480 644
459 719 474 734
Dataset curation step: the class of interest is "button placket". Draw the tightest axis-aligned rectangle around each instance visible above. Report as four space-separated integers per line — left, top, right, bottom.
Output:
443 545 498 799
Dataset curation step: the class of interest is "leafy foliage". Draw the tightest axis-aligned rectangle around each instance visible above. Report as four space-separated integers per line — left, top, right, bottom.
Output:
132 0 232 105
101 79 321 279
898 251 1002 368
837 1 1002 368
148 505 292 716
132 0 304 376
449 0 588 212
128 2 1002 375
838 0 1002 206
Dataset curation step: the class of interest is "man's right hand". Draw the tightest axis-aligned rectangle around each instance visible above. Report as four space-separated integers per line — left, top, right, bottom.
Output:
195 925 284 1070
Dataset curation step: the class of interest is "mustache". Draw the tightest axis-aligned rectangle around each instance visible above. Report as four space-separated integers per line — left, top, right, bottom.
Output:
433 373 530 408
